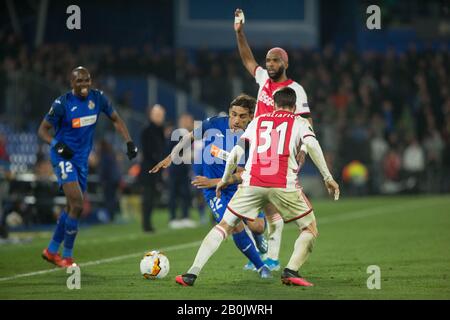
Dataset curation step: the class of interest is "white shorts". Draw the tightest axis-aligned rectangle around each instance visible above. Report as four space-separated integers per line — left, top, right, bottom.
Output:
223 186 315 230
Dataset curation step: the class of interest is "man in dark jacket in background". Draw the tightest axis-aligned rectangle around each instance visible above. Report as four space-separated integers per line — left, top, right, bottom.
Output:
140 104 166 232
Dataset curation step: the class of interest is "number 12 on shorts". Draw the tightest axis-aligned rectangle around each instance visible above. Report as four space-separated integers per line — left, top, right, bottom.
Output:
59 161 73 179
209 197 223 220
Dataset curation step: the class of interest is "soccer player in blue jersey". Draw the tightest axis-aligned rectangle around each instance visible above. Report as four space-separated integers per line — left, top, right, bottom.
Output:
150 94 271 278
38 66 138 268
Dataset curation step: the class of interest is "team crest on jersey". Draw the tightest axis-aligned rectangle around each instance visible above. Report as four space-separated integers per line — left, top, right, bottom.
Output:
88 100 95 110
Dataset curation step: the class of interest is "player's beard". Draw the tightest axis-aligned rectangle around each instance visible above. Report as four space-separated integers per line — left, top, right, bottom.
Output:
268 65 285 81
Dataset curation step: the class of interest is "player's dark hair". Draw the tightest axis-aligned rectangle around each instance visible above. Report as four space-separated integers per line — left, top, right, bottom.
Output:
273 87 296 111
229 94 256 115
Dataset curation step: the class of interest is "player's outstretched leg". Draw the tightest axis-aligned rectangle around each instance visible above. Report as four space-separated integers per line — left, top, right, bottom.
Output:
175 224 229 287
42 209 68 266
264 205 284 271
232 222 271 279
281 221 317 287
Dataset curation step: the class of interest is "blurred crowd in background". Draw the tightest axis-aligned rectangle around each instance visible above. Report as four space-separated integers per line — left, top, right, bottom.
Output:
1 0 449 234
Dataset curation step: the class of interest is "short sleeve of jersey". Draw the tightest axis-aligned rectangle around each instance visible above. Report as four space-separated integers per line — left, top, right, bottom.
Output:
44 98 65 128
291 83 311 116
240 118 257 142
193 117 214 140
99 91 115 118
254 66 269 87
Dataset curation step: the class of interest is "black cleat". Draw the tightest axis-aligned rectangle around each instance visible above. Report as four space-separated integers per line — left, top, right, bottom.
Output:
175 273 197 286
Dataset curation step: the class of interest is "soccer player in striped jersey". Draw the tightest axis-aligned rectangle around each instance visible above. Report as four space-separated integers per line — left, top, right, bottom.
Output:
176 87 339 287
234 8 314 270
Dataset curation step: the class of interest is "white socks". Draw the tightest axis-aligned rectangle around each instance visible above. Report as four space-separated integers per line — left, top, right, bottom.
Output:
267 213 284 260
286 231 315 271
188 225 227 275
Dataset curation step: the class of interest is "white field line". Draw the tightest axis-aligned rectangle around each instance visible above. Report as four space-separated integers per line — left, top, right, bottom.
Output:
1 227 176 248
0 241 201 282
0 199 437 282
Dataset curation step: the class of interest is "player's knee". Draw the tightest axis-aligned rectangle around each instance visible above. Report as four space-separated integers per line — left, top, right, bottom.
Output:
232 221 245 234
248 219 265 234
218 219 235 235
298 217 318 237
68 198 83 217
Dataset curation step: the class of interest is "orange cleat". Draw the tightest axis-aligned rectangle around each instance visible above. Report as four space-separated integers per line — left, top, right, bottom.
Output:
42 248 63 267
57 257 76 268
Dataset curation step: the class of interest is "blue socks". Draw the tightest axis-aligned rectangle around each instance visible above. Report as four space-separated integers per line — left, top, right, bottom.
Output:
47 211 68 254
232 229 264 270
62 216 79 258
47 212 79 258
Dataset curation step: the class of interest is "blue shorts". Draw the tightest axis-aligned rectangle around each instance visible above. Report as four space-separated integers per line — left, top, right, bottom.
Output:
52 158 88 193
206 192 264 223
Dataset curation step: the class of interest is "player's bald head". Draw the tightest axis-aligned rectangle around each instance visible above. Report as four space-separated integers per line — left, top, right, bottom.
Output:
267 47 289 65
70 66 92 98
71 66 90 80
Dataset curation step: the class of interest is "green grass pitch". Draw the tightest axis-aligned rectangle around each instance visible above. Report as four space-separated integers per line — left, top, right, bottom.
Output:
1 195 449 299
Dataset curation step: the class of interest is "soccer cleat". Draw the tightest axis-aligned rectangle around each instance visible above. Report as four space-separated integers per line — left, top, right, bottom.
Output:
258 265 272 279
243 261 256 271
42 248 62 267
57 257 76 268
281 268 313 287
253 234 268 254
264 258 281 271
175 273 197 287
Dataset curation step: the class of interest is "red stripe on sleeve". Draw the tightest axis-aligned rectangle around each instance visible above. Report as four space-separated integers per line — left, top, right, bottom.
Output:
253 65 260 77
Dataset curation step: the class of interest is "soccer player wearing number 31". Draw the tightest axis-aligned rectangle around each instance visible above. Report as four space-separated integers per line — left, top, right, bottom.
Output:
176 87 339 287
234 8 313 271
38 66 138 268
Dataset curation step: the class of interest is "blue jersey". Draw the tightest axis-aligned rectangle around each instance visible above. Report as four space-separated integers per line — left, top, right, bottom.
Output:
193 116 245 200
45 89 114 166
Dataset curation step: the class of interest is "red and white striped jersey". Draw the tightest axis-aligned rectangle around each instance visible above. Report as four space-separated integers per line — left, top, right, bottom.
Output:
240 110 315 189
254 66 311 118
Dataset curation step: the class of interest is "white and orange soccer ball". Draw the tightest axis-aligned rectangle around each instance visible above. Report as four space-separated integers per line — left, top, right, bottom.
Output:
140 251 170 279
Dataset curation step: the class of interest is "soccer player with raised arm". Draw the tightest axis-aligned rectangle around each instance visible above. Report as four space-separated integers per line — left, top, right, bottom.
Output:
175 87 339 287
39 66 138 267
234 8 313 270
150 94 271 279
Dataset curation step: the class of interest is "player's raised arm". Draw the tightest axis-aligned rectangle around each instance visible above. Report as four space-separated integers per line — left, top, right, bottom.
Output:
234 8 258 76
149 131 195 173
109 111 138 160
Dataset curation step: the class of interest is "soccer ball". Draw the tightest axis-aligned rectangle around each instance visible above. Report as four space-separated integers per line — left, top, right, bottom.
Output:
140 250 170 279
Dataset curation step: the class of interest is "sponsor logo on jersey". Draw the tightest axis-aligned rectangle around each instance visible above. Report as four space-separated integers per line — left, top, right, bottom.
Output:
88 100 95 110
72 115 97 128
258 90 274 107
71 106 78 112
210 144 229 161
